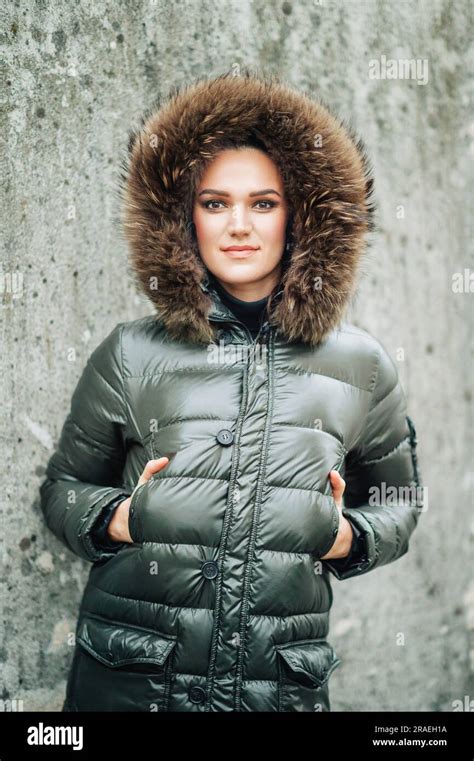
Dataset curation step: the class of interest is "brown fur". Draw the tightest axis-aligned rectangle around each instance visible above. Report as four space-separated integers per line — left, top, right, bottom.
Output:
119 69 376 346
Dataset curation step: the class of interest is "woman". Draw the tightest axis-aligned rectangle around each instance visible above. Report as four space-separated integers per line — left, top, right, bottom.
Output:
40 71 422 713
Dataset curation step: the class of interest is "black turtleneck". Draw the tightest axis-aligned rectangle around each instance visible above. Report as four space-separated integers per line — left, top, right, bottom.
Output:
212 278 269 338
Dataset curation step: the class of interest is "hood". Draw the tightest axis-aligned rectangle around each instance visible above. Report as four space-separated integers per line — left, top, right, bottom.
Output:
120 70 375 346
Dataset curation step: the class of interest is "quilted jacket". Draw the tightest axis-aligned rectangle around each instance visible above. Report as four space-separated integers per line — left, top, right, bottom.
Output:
39 72 423 712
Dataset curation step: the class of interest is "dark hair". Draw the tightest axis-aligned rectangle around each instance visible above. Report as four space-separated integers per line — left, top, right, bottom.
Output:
188 134 272 205
208 134 269 155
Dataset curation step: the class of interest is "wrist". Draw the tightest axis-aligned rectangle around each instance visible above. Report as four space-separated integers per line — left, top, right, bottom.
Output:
338 516 354 558
107 499 129 542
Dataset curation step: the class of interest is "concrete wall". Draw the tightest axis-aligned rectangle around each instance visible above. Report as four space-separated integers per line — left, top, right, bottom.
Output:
1 0 472 712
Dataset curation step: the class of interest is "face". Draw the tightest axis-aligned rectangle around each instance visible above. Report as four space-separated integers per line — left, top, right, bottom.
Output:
192 148 289 301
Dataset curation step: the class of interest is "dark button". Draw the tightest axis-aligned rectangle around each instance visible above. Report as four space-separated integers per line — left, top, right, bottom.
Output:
332 526 339 537
201 560 219 579
216 429 234 446
188 685 207 704
129 506 135 516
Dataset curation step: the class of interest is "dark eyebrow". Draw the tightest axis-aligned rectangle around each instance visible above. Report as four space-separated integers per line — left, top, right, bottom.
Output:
198 188 281 198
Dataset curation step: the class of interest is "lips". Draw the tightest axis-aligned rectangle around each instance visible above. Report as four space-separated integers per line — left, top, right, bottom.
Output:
221 246 259 258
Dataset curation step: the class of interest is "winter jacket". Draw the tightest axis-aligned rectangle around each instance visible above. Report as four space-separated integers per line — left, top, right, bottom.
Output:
90 285 368 569
39 72 423 713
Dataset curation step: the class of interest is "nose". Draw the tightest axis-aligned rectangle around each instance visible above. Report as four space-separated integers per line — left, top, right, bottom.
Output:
227 204 252 236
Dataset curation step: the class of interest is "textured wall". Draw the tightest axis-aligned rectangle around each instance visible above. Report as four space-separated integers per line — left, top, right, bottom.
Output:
1 0 472 712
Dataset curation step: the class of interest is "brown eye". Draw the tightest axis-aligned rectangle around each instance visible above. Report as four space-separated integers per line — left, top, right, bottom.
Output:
203 200 225 210
254 200 277 210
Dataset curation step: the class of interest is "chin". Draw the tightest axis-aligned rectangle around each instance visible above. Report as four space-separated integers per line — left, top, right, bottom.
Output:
219 270 265 286
212 261 261 278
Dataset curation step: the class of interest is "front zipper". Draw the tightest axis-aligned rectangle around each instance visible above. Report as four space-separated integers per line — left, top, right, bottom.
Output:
209 314 271 348
203 285 274 709
233 327 275 711
206 282 277 347
203 326 275 711
203 338 252 711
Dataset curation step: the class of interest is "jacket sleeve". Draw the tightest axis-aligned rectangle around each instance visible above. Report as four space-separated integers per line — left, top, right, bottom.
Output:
89 495 128 552
325 516 367 573
39 323 133 563
323 338 423 581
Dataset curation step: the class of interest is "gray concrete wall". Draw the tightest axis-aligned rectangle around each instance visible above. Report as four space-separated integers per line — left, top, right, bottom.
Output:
1 0 472 712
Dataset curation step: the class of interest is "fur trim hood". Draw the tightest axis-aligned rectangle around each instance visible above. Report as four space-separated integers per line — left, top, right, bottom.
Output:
120 70 375 346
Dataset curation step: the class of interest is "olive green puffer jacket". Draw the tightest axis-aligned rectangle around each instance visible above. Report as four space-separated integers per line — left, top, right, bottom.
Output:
39 72 423 712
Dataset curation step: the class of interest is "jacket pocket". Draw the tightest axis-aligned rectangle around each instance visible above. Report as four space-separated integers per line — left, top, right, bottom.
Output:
314 454 345 559
314 494 341 559
150 433 167 460
127 434 169 544
70 613 177 711
274 638 341 712
127 482 147 544
141 430 166 461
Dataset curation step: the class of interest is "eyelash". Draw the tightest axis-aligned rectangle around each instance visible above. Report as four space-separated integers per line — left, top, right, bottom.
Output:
201 200 278 211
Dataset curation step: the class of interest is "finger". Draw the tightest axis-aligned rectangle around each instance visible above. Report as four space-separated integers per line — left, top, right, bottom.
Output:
329 470 346 504
329 470 346 490
137 457 170 486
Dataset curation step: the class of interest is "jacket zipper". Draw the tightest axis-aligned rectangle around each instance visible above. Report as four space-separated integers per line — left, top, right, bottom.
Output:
206 280 277 346
233 328 275 710
203 325 275 710
209 314 270 347
203 336 253 711
203 288 272 708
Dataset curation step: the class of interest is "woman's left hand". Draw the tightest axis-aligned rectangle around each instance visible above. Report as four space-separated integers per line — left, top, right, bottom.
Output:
320 470 354 560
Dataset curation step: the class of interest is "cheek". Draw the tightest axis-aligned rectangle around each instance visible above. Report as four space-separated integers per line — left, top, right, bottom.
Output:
256 213 287 247
193 210 222 244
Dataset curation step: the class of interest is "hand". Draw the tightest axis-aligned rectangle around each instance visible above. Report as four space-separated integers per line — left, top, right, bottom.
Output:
107 457 170 543
320 470 354 560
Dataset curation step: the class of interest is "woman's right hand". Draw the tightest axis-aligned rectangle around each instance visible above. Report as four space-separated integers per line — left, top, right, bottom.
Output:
107 457 170 543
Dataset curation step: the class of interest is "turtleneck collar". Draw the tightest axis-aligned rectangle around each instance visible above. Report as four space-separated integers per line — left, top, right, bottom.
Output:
211 277 269 338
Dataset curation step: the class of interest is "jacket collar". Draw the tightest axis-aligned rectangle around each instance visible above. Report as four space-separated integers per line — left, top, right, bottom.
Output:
199 277 235 324
200 271 284 332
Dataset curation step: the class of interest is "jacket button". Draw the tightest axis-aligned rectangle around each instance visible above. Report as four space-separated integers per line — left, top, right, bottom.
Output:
201 560 219 579
188 685 207 704
216 429 234 446
332 526 339 537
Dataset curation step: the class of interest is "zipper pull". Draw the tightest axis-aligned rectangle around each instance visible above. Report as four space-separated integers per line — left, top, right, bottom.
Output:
258 323 271 344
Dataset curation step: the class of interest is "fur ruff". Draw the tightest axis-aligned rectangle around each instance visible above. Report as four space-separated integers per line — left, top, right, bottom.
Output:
119 70 376 346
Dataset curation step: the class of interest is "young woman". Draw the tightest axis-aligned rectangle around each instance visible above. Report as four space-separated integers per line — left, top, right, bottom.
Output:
40 71 422 713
